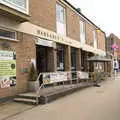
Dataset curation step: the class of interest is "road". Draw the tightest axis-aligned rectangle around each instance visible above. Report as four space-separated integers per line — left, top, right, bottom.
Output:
5 76 120 120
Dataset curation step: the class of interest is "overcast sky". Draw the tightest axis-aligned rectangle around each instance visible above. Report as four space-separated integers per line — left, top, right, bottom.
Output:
68 0 120 38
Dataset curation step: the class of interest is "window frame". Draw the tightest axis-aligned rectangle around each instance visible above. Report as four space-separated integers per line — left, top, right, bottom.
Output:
0 27 17 40
57 44 65 71
0 0 29 14
71 47 76 71
56 2 66 35
80 20 86 44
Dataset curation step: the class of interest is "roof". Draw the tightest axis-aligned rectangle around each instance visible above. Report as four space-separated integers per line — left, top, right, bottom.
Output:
109 33 120 40
88 56 111 62
63 0 105 34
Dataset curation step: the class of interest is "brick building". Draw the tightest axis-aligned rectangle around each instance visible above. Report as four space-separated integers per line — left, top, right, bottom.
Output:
0 0 106 99
106 33 120 69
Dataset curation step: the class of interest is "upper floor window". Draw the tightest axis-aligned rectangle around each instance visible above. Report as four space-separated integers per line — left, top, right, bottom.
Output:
80 21 85 43
93 30 97 48
0 0 29 14
56 3 66 35
0 28 16 40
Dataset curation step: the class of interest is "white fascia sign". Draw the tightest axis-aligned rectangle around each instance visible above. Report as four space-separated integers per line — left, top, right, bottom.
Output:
36 38 53 48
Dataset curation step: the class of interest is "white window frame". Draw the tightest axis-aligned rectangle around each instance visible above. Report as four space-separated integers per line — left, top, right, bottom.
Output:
56 3 66 35
0 27 17 40
0 0 29 14
80 20 86 44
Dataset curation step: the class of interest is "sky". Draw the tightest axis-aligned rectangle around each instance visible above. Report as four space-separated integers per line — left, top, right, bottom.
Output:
68 0 120 38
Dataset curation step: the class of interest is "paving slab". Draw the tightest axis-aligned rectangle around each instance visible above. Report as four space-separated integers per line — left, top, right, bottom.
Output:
0 102 34 120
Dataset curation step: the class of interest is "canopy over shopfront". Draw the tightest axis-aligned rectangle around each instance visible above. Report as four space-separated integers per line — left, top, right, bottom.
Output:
87 55 112 75
88 56 111 62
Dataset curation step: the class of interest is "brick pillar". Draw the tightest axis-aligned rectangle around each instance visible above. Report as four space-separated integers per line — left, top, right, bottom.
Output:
47 43 57 72
53 48 57 72
76 49 81 71
84 52 89 72
65 46 71 71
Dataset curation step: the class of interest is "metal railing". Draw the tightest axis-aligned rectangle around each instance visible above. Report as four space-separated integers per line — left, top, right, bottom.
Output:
35 71 112 104
35 71 89 104
89 72 110 84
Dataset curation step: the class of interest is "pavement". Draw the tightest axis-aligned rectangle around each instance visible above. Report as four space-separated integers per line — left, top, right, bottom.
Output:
0 102 35 120
1 75 120 120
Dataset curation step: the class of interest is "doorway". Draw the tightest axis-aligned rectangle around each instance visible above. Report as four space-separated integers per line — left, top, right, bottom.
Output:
36 45 48 73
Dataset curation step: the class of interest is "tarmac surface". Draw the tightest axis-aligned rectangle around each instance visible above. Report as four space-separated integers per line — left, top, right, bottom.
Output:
1 76 120 120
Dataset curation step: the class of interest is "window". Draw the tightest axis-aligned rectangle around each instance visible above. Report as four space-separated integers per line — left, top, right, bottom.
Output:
93 30 97 48
80 21 85 43
81 50 86 72
56 3 65 24
56 3 66 35
0 0 29 14
57 44 65 71
71 48 76 71
0 29 16 39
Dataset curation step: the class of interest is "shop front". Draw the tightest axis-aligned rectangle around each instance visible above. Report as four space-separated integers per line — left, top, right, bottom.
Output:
88 56 112 83
35 38 56 73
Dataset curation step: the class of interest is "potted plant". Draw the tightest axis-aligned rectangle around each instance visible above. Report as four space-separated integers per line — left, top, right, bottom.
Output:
28 63 39 92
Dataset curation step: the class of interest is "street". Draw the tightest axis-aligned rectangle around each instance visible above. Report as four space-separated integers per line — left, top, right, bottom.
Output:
2 76 120 120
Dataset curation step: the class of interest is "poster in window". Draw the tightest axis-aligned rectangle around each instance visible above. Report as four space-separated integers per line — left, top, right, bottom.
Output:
0 51 16 88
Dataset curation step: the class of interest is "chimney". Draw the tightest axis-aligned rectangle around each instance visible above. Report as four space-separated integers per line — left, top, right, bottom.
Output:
76 8 81 13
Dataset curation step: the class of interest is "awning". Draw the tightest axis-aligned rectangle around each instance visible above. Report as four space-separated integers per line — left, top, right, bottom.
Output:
88 56 111 62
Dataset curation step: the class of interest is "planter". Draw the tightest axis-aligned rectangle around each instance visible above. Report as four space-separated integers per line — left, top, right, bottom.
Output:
28 80 39 92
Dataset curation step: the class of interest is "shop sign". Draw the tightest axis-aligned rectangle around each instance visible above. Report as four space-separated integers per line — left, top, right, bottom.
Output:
50 72 68 83
0 60 16 76
43 74 51 84
77 71 89 79
0 51 14 60
36 38 53 47
43 72 68 84
0 51 16 88
0 78 10 88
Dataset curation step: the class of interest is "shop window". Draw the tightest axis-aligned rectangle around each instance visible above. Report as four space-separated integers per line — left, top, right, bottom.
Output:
81 50 86 71
0 29 16 39
80 21 85 43
56 3 66 35
57 44 65 71
71 47 76 71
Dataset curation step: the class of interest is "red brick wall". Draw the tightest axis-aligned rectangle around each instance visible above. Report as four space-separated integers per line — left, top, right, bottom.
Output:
29 0 56 32
109 34 120 57
0 32 36 98
66 7 80 41
85 22 94 46
97 31 106 51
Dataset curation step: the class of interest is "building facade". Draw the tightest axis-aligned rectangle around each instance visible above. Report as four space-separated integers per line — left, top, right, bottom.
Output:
106 33 120 69
0 0 106 99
